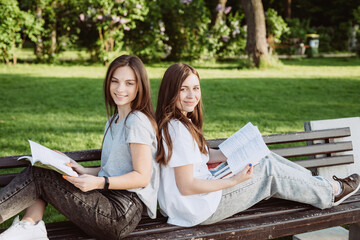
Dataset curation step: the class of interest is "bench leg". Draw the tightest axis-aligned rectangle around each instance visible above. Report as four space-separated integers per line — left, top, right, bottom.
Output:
349 222 360 240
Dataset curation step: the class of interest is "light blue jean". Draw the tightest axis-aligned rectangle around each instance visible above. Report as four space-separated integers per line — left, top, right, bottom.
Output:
201 152 334 225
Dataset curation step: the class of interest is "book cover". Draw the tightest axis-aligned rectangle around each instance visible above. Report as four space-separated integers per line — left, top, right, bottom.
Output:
208 162 233 179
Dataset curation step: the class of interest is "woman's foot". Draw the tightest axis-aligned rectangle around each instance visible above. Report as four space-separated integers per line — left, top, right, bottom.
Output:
333 174 360 206
0 216 49 240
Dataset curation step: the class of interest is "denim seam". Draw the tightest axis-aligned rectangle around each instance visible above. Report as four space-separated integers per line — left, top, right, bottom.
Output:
0 177 35 204
223 176 265 198
272 174 333 187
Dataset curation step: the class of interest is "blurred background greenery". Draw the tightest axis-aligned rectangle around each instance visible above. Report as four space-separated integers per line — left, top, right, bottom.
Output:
1 0 360 65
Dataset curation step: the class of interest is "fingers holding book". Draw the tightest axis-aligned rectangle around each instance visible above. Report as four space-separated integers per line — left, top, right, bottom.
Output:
53 149 87 175
65 159 87 175
231 163 254 184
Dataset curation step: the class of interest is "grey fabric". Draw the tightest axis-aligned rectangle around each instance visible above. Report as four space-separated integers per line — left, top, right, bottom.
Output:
98 111 159 218
201 152 334 225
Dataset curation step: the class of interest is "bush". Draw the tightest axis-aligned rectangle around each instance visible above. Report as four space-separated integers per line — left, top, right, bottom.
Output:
159 0 211 61
124 0 167 62
353 6 360 56
265 8 289 55
76 0 149 63
0 0 40 64
278 18 311 55
312 21 352 53
265 8 289 44
215 11 247 59
315 26 333 53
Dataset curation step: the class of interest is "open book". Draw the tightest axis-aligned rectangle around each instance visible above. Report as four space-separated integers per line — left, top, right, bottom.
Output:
18 140 78 177
208 122 270 179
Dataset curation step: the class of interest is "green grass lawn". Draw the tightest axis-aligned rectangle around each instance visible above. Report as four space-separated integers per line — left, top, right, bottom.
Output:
0 57 360 230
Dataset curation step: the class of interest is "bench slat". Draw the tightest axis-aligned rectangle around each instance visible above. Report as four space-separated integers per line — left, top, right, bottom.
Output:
0 173 18 187
206 127 351 148
0 128 350 169
125 193 360 239
294 155 354 168
263 127 351 144
272 141 353 158
0 149 101 169
32 193 360 240
1 154 354 188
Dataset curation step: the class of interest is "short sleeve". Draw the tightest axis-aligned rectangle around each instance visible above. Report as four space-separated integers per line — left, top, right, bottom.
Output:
125 112 156 146
166 120 202 168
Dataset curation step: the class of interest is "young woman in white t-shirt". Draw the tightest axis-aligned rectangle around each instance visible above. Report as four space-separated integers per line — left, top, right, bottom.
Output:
0 55 159 240
155 62 360 227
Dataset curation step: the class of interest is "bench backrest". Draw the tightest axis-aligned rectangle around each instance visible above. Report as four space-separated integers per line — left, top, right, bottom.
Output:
0 127 353 187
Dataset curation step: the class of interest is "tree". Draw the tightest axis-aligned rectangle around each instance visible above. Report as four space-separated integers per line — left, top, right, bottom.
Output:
0 0 41 64
241 0 269 67
285 0 291 19
20 0 80 62
159 0 211 61
77 0 149 63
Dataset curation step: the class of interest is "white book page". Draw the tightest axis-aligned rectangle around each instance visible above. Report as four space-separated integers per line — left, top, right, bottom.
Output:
29 140 78 177
219 123 270 174
17 155 34 164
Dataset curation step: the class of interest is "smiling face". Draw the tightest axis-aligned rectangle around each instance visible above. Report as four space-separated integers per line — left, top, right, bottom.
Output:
176 73 201 116
110 66 138 113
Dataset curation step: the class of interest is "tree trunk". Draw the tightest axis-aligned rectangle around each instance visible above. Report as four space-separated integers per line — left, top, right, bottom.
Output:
50 25 56 56
241 0 268 67
285 0 291 19
35 4 43 59
49 1 57 59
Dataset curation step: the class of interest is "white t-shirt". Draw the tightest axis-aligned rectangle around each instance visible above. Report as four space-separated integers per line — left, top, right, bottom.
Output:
158 120 222 227
98 111 159 219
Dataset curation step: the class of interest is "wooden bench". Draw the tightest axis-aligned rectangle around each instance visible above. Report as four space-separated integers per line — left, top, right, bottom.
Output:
1 126 359 239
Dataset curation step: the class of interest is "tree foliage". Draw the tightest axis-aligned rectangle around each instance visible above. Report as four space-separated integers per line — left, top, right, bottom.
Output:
1 0 358 64
0 0 41 64
76 0 149 63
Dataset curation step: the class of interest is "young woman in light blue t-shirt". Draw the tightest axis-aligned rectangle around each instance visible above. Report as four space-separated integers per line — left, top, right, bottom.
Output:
0 55 158 240
155 63 360 227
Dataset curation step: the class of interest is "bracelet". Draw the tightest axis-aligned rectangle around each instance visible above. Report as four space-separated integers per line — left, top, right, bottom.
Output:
103 176 109 190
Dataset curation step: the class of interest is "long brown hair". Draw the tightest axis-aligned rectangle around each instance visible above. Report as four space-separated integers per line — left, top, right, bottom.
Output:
103 55 157 139
155 63 207 165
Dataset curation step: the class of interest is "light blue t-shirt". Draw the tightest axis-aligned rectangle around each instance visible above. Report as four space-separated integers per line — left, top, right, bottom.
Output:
98 111 159 219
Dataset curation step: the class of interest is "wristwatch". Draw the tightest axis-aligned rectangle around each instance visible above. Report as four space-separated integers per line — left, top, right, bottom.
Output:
103 176 109 190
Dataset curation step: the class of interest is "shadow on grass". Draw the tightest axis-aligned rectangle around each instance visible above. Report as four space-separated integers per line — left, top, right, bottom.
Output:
10 55 360 69
146 56 360 70
280 57 360 67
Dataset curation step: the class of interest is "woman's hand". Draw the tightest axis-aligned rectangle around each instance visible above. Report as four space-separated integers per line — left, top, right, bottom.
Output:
66 159 87 175
54 150 90 175
231 164 254 184
63 174 104 192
